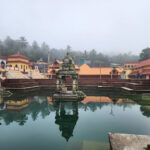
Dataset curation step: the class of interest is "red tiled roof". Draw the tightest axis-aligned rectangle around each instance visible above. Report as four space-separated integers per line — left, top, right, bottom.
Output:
129 71 139 76
134 59 150 69
7 53 29 60
129 69 150 76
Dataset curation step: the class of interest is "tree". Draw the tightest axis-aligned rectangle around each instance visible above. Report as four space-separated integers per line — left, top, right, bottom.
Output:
0 36 140 65
41 42 50 62
31 41 41 61
139 48 150 61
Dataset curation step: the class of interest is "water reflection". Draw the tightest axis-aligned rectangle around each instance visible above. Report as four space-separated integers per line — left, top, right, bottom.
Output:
0 93 150 142
0 96 51 125
54 102 78 141
140 106 150 117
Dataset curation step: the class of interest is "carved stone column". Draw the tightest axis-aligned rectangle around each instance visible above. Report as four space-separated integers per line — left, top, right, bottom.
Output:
56 79 60 91
72 79 78 91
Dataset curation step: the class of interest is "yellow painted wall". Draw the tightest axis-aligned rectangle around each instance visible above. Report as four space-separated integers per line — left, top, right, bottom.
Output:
132 65 150 71
121 69 132 79
126 69 132 79
7 62 30 72
143 66 150 69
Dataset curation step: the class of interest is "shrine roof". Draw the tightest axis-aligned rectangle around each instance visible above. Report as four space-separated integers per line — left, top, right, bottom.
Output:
7 53 30 60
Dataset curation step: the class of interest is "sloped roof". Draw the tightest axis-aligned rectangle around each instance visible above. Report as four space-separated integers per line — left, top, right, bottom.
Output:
48 68 59 73
54 59 62 64
7 53 29 60
79 64 122 75
129 69 150 76
48 64 122 75
134 59 150 69
129 71 138 76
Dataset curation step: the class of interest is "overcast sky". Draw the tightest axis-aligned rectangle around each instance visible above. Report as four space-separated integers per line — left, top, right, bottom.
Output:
0 0 150 54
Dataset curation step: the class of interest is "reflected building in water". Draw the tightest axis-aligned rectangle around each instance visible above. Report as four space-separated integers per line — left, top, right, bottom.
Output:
54 102 79 141
0 94 149 131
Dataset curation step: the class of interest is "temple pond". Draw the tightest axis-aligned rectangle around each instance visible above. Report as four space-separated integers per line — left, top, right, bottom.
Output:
0 90 150 150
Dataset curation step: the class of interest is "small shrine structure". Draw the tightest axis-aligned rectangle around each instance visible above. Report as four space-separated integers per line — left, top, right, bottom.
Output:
53 52 86 101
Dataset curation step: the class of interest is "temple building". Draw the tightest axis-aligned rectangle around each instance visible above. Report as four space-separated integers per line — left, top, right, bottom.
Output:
34 58 49 74
48 61 122 79
79 64 122 79
48 59 62 77
48 59 79 78
121 62 138 79
7 53 30 73
129 59 150 79
6 53 45 79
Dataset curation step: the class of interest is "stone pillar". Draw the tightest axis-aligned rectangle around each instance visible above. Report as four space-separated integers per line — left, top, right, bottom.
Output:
56 79 60 91
72 79 78 91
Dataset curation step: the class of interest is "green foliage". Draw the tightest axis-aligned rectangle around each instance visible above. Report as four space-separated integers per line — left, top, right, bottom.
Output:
0 36 139 66
139 48 150 61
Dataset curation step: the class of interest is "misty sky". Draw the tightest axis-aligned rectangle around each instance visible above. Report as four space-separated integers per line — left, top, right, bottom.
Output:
0 0 150 54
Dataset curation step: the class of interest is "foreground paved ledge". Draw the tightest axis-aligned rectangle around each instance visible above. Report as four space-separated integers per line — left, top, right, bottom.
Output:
109 133 150 150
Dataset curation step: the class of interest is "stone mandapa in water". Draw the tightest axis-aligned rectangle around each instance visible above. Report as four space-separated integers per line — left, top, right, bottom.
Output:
53 90 86 101
52 52 86 101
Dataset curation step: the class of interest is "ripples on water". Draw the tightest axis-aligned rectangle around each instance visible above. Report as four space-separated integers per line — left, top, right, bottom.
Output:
0 90 150 150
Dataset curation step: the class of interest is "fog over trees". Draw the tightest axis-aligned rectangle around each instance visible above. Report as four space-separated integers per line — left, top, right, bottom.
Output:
0 36 145 67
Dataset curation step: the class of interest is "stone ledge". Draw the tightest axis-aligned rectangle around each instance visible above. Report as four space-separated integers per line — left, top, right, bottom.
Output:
109 133 150 150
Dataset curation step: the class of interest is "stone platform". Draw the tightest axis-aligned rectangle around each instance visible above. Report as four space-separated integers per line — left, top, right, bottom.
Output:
109 133 150 150
53 91 86 101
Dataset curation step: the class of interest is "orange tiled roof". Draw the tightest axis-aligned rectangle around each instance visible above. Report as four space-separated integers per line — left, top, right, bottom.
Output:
79 64 122 75
48 64 122 75
48 68 59 74
81 96 122 104
51 64 60 68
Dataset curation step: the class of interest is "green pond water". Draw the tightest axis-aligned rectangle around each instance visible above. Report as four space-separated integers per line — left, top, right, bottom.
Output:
0 90 150 150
